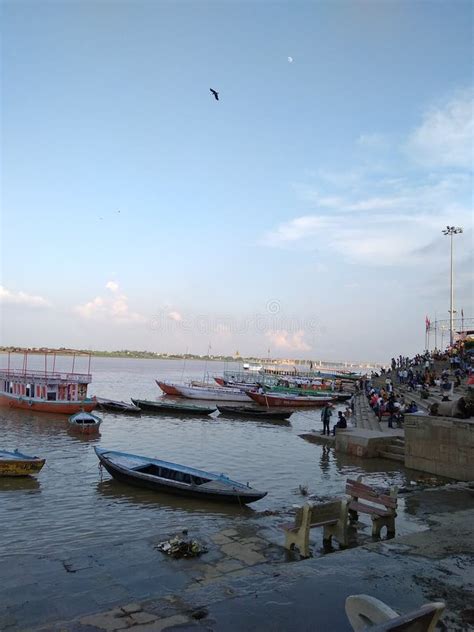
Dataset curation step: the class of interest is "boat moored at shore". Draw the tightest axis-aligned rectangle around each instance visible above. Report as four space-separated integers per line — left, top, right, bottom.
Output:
0 352 96 414
174 384 253 402
95 447 267 504
248 391 334 407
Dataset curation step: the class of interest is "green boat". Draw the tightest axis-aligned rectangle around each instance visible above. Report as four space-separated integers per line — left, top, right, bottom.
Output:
265 385 352 402
131 399 216 415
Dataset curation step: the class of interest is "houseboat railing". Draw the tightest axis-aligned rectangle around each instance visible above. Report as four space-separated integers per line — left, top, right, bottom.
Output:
0 368 92 382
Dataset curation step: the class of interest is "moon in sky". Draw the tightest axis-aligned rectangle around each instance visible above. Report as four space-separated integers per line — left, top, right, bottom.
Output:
287 56 293 63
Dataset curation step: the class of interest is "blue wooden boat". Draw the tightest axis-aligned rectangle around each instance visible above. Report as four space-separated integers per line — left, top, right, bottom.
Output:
0 449 45 476
94 447 267 504
68 411 102 434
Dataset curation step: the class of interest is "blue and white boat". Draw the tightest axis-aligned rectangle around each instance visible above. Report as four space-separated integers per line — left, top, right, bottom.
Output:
94 447 267 504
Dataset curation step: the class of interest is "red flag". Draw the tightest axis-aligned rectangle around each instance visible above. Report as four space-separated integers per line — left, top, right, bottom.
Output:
425 316 430 332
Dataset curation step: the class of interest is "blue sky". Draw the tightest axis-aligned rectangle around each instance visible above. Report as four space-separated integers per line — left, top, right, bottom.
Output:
1 0 473 363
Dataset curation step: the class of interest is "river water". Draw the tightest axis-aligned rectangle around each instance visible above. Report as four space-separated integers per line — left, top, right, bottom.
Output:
0 355 430 557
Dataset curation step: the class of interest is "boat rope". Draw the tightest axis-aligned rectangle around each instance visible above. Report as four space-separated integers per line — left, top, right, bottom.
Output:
44 461 102 476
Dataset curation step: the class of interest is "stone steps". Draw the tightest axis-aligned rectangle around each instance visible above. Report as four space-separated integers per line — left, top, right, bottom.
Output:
379 450 405 462
386 444 405 455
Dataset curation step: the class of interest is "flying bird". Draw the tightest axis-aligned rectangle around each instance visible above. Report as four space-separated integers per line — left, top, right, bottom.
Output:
210 88 219 101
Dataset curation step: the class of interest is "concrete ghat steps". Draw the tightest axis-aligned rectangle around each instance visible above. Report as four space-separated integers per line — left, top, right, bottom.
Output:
379 451 405 462
385 444 405 456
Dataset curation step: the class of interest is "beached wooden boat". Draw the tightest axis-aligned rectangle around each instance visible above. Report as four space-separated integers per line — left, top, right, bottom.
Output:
156 381 183 396
95 397 141 413
175 384 252 402
247 392 334 408
131 399 215 415
68 411 102 434
94 447 267 504
0 449 45 477
216 406 294 420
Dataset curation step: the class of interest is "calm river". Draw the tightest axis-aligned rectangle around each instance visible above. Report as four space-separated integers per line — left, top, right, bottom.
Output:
0 355 428 556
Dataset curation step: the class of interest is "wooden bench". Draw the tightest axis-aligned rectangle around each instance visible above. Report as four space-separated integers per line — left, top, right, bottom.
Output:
283 499 349 557
345 595 445 631
346 476 398 538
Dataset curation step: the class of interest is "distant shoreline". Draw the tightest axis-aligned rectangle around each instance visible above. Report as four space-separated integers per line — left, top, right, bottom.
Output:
0 347 382 368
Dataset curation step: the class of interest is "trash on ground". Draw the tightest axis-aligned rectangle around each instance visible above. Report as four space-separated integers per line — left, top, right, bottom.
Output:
156 535 208 559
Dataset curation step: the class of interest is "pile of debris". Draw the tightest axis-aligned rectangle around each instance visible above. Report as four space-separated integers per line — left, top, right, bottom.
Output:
156 535 208 559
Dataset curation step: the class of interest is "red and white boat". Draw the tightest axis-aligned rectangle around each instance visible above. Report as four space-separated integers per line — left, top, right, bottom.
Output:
0 351 97 414
156 380 183 396
247 392 334 408
174 384 252 402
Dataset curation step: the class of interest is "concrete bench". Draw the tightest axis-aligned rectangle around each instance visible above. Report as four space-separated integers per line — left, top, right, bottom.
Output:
346 476 398 538
283 499 349 557
345 594 445 631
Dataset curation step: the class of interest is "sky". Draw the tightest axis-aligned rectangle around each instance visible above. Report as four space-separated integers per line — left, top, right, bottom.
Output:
1 0 473 364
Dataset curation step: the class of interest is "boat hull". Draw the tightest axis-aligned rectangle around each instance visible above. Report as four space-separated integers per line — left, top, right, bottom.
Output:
156 381 183 396
247 392 334 407
95 398 141 413
216 406 294 420
95 448 266 504
175 385 252 402
68 421 101 434
0 455 45 477
131 399 215 415
0 393 97 414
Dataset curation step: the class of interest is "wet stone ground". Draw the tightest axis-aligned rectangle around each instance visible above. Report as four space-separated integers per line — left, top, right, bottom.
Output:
0 484 470 631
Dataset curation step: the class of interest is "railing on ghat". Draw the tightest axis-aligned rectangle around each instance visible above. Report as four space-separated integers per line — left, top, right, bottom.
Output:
0 369 92 383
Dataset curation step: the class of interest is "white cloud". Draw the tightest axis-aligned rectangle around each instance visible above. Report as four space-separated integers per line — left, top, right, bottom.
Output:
0 286 51 307
263 89 473 266
105 281 119 293
75 282 146 324
406 90 474 169
262 215 331 245
265 329 311 352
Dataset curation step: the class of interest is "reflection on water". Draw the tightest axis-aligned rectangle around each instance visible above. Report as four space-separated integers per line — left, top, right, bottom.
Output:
0 355 438 555
0 477 41 493
96 479 255 518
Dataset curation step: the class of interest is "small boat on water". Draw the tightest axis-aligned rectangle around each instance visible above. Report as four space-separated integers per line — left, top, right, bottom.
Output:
216 406 294 420
248 392 334 408
68 411 102 434
131 399 215 415
156 381 183 396
0 449 46 477
95 397 141 413
94 447 267 504
175 384 252 402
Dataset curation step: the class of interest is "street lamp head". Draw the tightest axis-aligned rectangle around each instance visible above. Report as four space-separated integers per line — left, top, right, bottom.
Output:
442 226 463 235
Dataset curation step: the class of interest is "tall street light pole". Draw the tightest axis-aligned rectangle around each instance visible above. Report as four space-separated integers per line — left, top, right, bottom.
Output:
442 226 463 347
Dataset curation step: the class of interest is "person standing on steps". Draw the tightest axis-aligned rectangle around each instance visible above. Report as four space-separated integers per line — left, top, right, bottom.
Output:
321 402 333 435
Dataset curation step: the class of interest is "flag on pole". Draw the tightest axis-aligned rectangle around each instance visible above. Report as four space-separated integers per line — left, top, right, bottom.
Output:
461 308 464 318
425 316 430 332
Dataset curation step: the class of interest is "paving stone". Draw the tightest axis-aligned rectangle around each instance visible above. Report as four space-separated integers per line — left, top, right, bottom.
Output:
210 534 232 545
220 529 238 537
129 614 190 631
80 609 132 631
129 611 157 624
120 603 143 615
214 559 244 574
